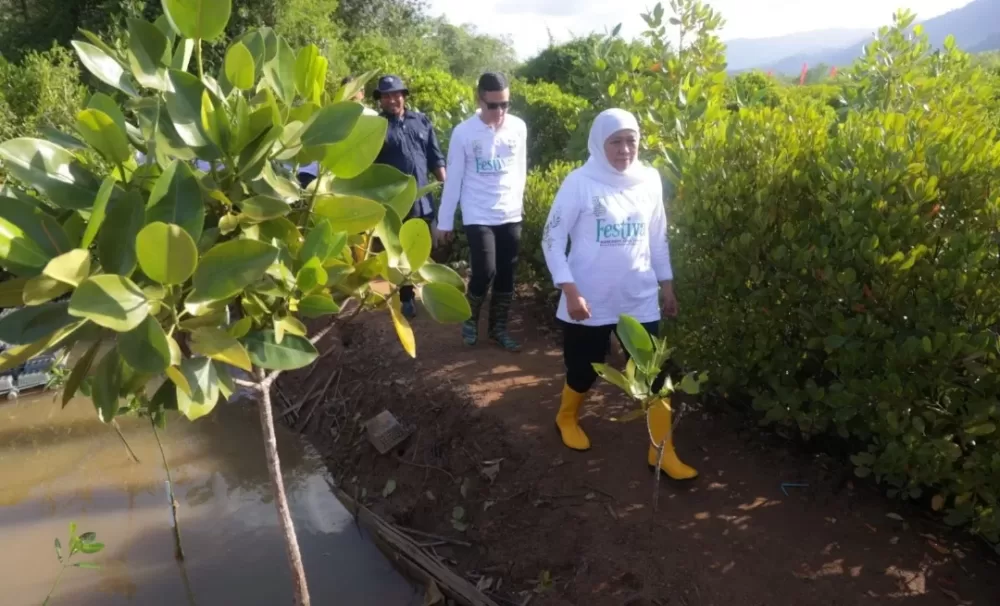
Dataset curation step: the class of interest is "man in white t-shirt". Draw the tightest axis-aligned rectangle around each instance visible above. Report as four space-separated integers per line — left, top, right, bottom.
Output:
436 73 527 352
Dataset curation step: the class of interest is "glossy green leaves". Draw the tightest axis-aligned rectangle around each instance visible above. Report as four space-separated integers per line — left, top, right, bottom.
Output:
69 275 149 332
244 330 318 370
192 240 278 302
0 139 102 210
136 222 198 285
163 0 232 41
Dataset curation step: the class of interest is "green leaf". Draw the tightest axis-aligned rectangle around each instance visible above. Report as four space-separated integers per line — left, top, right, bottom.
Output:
63 339 102 407
190 327 253 372
400 219 432 271
87 93 129 137
81 177 116 249
71 41 139 97
244 329 318 370
0 138 102 210
76 109 131 164
263 37 296 103
237 125 282 179
678 373 701 395
42 249 91 287
0 277 28 307
329 164 411 217
299 220 344 264
79 543 104 555
146 160 206 242
225 42 255 91
616 315 654 370
592 363 632 394
321 115 388 179
99 190 145 276
136 222 199 285
420 283 471 323
239 195 291 222
301 103 364 147
298 293 341 318
418 263 465 291
165 70 212 148
119 315 171 374
127 18 171 90
227 316 252 339
175 357 221 421
172 38 195 71
296 257 327 293
69 274 149 332
0 320 84 372
163 0 232 40
0 302 75 346
373 206 403 268
294 44 327 104
313 195 386 234
192 239 279 302
92 347 123 423
0 195 72 276
965 423 996 437
23 275 73 306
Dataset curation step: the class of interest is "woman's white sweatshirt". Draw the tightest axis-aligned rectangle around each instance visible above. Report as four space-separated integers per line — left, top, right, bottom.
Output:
542 166 674 327
436 114 527 231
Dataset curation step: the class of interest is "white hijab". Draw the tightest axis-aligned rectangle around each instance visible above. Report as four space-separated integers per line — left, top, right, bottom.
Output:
579 108 648 189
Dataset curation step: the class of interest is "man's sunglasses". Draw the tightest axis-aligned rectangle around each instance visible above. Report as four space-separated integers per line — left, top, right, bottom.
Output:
484 101 510 110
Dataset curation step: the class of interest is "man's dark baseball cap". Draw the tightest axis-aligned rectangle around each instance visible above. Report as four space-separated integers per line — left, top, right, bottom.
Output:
373 75 408 98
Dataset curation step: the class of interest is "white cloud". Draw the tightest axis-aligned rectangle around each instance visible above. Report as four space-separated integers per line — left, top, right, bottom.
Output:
426 0 975 60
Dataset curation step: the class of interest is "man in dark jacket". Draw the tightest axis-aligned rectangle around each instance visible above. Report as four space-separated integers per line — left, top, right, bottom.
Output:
373 75 447 318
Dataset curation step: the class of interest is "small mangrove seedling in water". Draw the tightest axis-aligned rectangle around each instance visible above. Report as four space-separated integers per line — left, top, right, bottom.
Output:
44 522 105 606
592 314 708 507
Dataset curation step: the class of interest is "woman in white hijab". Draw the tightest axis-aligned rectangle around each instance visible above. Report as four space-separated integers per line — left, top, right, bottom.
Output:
541 108 696 480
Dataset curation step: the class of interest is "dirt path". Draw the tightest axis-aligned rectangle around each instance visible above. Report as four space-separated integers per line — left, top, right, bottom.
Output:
282 300 1000 606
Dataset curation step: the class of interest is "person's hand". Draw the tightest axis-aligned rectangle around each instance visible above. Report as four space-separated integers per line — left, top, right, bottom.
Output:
562 283 591 321
433 228 453 247
661 282 679 318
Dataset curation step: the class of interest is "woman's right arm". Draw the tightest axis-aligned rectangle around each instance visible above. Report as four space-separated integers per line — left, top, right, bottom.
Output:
542 177 590 321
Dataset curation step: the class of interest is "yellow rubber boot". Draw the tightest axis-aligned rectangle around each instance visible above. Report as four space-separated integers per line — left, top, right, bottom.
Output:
555 384 591 451
647 399 698 480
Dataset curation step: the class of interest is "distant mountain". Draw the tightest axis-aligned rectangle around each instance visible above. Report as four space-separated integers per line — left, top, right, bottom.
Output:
727 0 1000 75
724 29 871 72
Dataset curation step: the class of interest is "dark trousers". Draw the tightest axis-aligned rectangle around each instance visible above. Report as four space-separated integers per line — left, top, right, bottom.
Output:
465 222 522 298
562 320 669 394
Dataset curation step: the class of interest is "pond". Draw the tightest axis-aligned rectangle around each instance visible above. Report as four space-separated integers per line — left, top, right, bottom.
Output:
0 392 422 606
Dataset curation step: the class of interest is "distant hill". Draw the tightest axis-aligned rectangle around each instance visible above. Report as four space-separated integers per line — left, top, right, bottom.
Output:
724 28 871 72
726 0 1000 75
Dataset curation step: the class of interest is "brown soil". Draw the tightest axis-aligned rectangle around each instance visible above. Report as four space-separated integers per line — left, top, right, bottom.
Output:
277 300 1000 606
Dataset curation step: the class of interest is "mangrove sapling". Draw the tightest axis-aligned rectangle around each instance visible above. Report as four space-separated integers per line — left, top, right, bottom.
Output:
0 2 471 603
44 523 105 606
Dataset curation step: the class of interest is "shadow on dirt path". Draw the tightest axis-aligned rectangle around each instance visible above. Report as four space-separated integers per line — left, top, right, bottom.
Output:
282 299 1000 606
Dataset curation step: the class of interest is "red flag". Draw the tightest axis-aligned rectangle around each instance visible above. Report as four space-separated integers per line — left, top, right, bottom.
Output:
767 70 773 78
799 63 808 86
830 66 838 78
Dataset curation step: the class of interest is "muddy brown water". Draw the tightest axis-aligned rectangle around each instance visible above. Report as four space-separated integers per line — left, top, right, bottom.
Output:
0 393 421 606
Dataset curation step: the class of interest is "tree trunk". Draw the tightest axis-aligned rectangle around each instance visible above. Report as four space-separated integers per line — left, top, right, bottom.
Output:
255 369 311 605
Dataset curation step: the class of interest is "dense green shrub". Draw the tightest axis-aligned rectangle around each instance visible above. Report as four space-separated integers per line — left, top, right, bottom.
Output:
511 80 587 168
666 11 1000 542
403 68 474 149
520 160 580 281
724 70 781 108
0 46 88 141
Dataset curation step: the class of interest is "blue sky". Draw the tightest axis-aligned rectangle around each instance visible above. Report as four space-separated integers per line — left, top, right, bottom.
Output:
425 0 974 59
